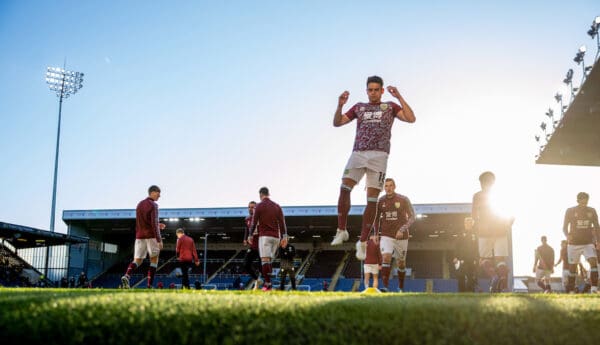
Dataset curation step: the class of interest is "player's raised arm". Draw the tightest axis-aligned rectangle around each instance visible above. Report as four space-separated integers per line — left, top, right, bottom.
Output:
333 91 352 127
387 86 415 123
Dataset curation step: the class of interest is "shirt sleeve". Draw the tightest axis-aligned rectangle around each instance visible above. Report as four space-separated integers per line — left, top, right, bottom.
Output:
592 209 599 230
400 197 416 232
244 217 251 240
592 209 599 243
344 103 358 120
391 101 403 114
374 200 383 233
471 193 479 221
563 209 570 238
278 206 287 237
151 202 161 242
176 238 181 257
250 206 259 235
192 239 199 262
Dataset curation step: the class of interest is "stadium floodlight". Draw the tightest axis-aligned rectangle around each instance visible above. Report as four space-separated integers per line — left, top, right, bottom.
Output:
45 65 84 234
588 16 600 61
585 66 593 75
574 45 586 64
545 108 558 129
574 46 589 85
562 69 578 103
554 93 566 117
563 69 573 85
554 93 562 103
45 63 84 280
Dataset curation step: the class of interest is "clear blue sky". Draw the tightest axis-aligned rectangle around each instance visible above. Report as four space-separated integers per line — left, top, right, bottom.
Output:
0 1 598 276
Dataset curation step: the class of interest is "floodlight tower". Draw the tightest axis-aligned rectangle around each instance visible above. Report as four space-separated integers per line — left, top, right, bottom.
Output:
44 65 83 280
45 65 84 233
587 16 600 61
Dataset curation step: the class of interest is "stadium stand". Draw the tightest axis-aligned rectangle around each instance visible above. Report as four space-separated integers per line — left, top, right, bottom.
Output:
0 244 36 287
304 251 346 278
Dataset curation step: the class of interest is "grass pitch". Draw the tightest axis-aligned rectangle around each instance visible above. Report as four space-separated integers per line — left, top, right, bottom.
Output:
1 288 599 345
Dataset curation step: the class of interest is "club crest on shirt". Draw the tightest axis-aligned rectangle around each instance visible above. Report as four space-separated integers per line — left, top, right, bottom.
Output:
359 106 365 111
380 103 389 111
395 202 401 209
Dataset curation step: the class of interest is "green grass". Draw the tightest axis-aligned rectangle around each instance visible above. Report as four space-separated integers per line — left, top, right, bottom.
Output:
1 289 600 345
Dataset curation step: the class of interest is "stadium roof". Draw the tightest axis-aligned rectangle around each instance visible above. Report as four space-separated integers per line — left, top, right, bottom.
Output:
536 60 600 166
63 203 471 220
63 203 472 244
0 222 89 249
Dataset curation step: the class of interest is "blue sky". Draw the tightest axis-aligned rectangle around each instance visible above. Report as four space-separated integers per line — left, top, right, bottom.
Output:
0 1 599 276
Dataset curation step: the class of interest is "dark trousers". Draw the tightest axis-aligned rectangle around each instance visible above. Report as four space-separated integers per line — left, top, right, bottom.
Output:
280 261 296 290
456 260 477 292
244 248 261 281
178 261 193 288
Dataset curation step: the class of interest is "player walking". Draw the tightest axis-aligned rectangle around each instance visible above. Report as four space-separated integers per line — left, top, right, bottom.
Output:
243 201 262 290
533 236 554 293
375 178 415 292
563 192 599 293
248 187 288 291
121 185 165 289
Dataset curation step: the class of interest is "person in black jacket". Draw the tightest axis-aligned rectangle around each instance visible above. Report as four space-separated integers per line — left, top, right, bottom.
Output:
453 217 479 292
279 242 296 291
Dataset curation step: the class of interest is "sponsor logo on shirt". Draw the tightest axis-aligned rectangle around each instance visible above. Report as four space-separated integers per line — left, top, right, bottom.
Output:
363 111 383 123
576 219 591 229
385 210 398 220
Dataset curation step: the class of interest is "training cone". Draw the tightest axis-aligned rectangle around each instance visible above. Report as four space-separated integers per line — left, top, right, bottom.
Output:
361 287 381 294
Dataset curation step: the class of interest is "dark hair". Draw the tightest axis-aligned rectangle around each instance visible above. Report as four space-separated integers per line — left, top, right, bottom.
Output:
366 76 383 87
248 201 256 205
577 192 589 201
478 171 495 184
148 185 161 194
176 228 185 234
259 187 269 196
384 178 395 186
